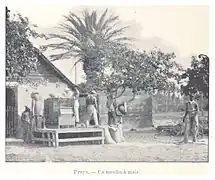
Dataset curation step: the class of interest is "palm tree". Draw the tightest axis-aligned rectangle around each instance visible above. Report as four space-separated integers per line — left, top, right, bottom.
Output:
42 8 131 86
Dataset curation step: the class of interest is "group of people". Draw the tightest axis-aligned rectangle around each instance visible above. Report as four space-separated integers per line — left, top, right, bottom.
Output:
20 88 102 143
21 87 198 145
21 92 45 143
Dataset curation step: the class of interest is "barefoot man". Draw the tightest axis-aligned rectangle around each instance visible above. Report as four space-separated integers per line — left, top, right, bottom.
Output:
73 87 80 127
183 94 199 143
86 90 99 127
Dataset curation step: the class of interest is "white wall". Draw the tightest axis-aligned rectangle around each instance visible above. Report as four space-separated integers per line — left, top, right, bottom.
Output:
17 81 69 116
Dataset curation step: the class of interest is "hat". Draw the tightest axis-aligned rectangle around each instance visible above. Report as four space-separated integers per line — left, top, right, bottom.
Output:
64 87 70 92
91 90 97 94
24 106 31 112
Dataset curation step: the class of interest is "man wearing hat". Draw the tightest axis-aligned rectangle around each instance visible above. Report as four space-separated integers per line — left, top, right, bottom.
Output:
110 101 127 142
85 90 98 127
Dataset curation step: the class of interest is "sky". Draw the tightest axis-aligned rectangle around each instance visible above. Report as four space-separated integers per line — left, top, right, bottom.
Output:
6 2 209 84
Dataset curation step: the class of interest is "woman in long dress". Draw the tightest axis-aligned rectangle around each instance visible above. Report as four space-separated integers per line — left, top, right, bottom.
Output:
21 106 32 143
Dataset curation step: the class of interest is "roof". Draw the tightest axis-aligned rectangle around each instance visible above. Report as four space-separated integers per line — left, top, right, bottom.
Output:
35 48 77 90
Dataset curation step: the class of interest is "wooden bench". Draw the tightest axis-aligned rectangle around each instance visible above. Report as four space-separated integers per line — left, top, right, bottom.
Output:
32 128 104 148
155 124 183 136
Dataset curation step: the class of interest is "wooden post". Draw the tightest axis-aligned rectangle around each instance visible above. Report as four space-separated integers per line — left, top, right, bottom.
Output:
47 132 51 147
75 64 77 84
101 128 104 144
32 132 35 144
97 94 100 125
42 132 45 145
52 132 55 147
55 132 59 148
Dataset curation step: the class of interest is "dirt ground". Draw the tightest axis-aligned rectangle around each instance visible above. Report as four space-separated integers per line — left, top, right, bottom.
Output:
5 129 208 162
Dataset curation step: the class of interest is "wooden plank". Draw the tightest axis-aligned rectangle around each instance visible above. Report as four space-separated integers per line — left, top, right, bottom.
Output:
101 129 105 144
33 129 56 133
31 138 54 142
58 137 104 143
33 128 103 133
56 128 103 133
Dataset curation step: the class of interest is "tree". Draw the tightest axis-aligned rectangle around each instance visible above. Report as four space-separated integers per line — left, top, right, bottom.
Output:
6 7 42 85
41 8 131 85
181 54 209 98
86 43 183 102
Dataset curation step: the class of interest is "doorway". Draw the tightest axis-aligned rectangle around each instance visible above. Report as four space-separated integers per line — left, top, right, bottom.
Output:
6 86 18 138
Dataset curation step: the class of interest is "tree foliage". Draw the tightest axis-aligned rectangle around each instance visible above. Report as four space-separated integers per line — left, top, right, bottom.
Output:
41 8 131 82
39 8 183 100
82 42 183 100
181 54 209 98
6 7 41 84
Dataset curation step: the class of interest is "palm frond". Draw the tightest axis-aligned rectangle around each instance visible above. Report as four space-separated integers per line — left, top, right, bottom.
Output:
103 24 117 37
63 14 86 36
57 23 81 40
91 11 97 30
67 12 85 28
84 10 93 32
49 48 85 61
50 52 76 61
45 33 84 51
105 26 129 40
97 8 108 29
44 42 75 50
101 15 119 30
111 37 134 43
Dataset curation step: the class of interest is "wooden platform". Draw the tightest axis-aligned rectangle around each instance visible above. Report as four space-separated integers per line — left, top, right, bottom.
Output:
32 127 104 147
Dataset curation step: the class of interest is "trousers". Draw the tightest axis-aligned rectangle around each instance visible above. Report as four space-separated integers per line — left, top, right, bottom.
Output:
184 114 199 142
86 105 98 126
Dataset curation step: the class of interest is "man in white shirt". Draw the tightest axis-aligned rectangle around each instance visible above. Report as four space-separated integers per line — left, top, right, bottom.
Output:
72 87 80 127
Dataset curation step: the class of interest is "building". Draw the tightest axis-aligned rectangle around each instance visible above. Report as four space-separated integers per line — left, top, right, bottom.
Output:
6 49 76 138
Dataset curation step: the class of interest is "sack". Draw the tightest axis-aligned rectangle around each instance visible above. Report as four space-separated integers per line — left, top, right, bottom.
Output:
117 123 125 142
103 127 116 144
109 125 122 143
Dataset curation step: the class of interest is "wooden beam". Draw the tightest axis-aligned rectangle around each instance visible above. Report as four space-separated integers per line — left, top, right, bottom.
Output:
58 137 104 143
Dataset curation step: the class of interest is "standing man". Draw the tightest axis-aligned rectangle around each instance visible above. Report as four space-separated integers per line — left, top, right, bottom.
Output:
73 87 80 127
31 92 45 129
183 94 199 143
86 90 98 127
106 93 116 126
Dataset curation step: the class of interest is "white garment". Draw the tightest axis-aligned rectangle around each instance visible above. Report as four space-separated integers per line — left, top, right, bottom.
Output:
73 99 80 123
87 105 98 125
74 99 79 108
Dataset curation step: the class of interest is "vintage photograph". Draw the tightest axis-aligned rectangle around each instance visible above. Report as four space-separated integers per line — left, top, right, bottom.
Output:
5 4 209 162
